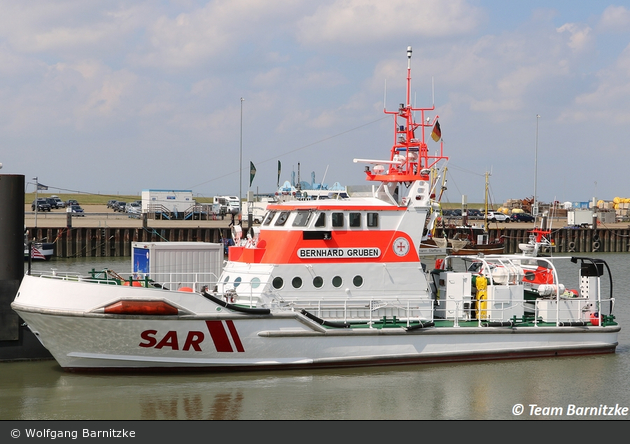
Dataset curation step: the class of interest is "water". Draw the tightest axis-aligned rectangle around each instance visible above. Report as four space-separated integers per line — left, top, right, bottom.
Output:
2 254 629 420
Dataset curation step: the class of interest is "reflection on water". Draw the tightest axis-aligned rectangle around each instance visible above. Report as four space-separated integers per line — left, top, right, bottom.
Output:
2 353 627 420
3 254 629 420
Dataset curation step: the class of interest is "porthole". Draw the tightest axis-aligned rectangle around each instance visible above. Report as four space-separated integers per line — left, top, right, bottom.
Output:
313 276 324 288
272 277 284 289
353 275 363 287
223 275 230 283
332 276 342 287
292 277 303 288
234 277 242 288
251 277 261 288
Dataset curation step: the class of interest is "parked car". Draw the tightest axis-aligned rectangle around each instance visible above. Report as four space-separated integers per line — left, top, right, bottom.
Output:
484 211 510 222
113 201 127 212
511 212 536 222
107 200 118 209
32 198 52 212
69 204 85 217
466 209 484 219
45 197 59 209
126 202 141 218
67 199 79 206
51 196 65 208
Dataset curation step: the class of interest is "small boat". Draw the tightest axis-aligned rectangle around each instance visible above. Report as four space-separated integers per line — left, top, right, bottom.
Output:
11 48 619 372
24 243 54 261
420 171 505 257
23 228 54 261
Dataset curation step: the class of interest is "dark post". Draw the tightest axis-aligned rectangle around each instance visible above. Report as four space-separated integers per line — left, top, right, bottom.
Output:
0 174 24 341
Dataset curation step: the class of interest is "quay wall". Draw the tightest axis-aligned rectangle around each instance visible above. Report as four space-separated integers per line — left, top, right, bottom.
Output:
438 226 630 254
27 225 230 258
25 224 630 258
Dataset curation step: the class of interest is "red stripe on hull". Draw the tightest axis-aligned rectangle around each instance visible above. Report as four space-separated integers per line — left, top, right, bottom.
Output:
205 321 233 352
225 320 244 352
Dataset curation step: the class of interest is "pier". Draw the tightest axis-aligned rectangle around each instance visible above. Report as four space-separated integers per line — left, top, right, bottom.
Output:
24 213 630 257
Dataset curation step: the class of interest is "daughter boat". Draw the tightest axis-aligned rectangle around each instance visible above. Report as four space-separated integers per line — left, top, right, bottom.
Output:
12 48 619 372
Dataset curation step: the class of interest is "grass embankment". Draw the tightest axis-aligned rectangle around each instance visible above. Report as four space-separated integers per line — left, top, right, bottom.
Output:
25 193 214 205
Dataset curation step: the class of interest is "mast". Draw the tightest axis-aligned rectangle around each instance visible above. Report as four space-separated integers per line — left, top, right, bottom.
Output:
356 47 448 184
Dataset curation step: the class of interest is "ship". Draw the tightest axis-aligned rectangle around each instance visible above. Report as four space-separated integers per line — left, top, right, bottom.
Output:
11 47 619 372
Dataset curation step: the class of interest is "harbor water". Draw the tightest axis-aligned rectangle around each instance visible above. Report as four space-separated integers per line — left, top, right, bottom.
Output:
1 254 629 420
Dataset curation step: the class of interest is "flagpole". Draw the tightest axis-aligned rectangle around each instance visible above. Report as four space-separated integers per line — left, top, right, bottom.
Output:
534 114 540 217
33 176 38 230
239 98 244 216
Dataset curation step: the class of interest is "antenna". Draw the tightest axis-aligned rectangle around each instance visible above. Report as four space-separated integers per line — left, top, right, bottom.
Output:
383 79 387 110
432 77 435 106
317 165 330 200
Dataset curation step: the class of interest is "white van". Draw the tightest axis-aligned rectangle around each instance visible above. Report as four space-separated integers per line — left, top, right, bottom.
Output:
224 196 240 213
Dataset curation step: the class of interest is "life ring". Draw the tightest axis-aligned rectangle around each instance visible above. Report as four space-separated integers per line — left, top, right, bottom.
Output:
568 241 576 252
593 234 600 242
593 241 600 251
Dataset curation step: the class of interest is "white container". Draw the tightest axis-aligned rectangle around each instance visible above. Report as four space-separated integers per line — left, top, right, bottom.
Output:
131 242 224 291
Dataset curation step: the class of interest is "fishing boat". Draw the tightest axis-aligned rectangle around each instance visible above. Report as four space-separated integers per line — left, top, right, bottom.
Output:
11 48 619 372
419 171 505 257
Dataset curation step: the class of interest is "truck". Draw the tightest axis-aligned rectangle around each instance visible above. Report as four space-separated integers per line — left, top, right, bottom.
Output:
243 201 269 224
211 196 229 215
223 196 240 213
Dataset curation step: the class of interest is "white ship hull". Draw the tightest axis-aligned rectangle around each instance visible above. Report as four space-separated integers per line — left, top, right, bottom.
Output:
12 275 619 371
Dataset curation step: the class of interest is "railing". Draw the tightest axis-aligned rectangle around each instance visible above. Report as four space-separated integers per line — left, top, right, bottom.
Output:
31 269 219 294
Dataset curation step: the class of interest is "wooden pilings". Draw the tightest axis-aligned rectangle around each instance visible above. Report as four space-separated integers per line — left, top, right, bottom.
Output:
28 226 228 258
495 227 630 254
433 226 630 255
26 225 630 258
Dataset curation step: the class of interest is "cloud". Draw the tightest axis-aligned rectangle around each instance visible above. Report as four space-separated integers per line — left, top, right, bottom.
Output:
297 0 482 46
556 22 593 52
597 5 630 33
137 0 301 69
560 43 630 124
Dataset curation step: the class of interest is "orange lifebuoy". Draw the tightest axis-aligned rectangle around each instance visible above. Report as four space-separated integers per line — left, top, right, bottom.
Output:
123 281 142 287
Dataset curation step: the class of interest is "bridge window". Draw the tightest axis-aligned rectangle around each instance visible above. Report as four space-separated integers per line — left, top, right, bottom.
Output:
292 210 311 227
314 212 326 227
275 211 290 226
367 213 378 227
349 212 361 227
332 212 344 227
263 211 276 226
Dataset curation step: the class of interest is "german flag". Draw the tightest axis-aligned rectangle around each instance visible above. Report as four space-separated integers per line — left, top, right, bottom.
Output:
431 120 441 142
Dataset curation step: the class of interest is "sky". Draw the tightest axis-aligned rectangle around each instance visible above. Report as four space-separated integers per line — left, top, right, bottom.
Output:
1 0 630 206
